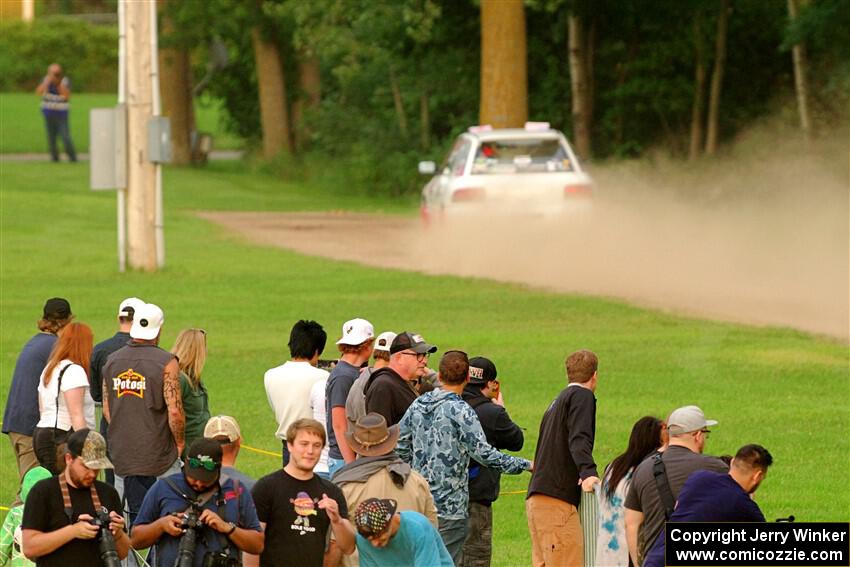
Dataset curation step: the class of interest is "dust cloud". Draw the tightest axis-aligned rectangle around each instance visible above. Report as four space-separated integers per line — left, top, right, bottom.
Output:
200 121 849 340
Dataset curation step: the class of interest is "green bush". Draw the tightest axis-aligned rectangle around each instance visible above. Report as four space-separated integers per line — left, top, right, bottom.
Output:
0 17 117 92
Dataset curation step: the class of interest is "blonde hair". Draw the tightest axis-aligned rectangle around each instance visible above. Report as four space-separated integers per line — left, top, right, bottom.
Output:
172 328 207 388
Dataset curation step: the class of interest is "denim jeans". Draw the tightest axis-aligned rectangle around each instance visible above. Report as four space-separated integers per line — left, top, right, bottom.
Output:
44 112 77 162
439 516 470 566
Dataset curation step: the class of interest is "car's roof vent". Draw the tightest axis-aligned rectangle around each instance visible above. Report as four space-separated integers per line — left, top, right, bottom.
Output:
524 121 550 131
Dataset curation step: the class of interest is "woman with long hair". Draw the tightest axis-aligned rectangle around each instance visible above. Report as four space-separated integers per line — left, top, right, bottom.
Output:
596 416 668 567
171 328 210 457
33 322 96 473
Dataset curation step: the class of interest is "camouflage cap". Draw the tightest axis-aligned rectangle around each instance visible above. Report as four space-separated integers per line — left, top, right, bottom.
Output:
67 428 114 469
354 498 398 537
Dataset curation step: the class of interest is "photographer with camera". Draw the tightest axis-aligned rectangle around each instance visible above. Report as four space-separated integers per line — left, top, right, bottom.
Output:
35 63 77 163
131 438 263 567
21 428 129 565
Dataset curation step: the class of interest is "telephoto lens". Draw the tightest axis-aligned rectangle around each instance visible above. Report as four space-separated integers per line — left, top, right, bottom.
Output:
175 505 202 567
91 507 121 567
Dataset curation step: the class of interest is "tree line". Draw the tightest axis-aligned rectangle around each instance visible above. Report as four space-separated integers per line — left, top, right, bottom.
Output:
8 0 847 194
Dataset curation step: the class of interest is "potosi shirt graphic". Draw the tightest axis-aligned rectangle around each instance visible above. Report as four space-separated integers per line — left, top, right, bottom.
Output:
113 369 146 398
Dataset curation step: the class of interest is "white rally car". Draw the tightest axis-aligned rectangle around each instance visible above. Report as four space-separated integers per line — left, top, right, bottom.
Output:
418 122 593 221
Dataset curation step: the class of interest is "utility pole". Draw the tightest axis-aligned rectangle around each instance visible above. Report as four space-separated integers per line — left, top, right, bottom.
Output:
124 0 158 271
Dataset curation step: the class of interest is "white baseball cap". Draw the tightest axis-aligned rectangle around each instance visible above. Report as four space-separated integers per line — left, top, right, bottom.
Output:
667 405 718 435
373 331 397 353
130 303 164 340
336 318 375 346
118 297 145 318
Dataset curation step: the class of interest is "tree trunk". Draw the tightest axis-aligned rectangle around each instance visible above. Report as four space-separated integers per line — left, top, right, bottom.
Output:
389 67 408 139
125 0 157 271
158 2 194 165
689 11 707 161
479 0 527 128
568 10 592 158
292 51 321 151
420 91 430 150
705 0 730 156
787 0 812 143
251 26 291 159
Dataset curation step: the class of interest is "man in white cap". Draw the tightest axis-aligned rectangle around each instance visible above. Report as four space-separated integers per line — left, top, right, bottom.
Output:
89 297 144 485
345 331 397 427
326 318 375 475
205 414 256 489
102 302 184 527
624 405 728 566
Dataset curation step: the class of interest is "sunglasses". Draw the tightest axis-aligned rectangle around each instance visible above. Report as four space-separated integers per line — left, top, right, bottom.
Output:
188 457 217 471
399 351 429 362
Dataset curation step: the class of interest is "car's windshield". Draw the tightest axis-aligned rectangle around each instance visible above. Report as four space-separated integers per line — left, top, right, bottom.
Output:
471 138 574 174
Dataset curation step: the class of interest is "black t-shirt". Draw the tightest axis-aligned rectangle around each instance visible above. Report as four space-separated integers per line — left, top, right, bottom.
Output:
21 476 123 567
251 469 349 567
364 367 418 426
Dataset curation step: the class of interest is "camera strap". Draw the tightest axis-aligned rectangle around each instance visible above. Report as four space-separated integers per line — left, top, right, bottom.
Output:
164 476 236 557
162 477 219 509
651 452 676 520
58 472 102 522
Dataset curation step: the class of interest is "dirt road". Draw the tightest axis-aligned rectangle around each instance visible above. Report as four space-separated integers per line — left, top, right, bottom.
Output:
199 202 848 341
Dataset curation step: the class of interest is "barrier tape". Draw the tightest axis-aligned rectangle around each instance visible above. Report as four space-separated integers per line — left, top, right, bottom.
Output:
241 443 282 458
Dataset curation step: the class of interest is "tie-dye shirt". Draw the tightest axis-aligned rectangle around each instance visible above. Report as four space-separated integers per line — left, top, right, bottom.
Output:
596 467 634 567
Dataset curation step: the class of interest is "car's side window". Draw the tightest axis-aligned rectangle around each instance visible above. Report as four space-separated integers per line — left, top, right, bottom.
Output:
444 138 472 177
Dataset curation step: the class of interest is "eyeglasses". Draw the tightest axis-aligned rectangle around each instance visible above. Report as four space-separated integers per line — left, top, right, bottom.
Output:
400 351 428 362
188 457 217 471
698 429 711 437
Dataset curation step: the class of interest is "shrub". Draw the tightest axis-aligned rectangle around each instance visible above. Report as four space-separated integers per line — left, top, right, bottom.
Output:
0 17 117 92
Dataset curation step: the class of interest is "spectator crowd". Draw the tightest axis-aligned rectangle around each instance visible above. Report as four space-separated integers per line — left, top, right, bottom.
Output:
2 297 774 567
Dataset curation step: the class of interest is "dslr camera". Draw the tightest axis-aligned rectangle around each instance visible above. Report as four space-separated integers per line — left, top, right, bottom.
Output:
86 506 121 567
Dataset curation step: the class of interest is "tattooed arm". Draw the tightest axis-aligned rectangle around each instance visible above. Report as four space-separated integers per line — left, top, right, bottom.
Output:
102 374 111 423
163 358 185 456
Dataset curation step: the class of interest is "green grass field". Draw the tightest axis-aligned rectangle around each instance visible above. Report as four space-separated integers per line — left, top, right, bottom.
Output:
0 92 243 154
1 161 847 565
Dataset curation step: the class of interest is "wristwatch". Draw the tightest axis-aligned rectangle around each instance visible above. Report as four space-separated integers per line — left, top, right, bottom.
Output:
225 522 237 536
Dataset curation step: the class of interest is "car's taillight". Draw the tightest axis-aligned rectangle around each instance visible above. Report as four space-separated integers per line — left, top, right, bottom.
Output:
452 188 486 202
564 184 592 197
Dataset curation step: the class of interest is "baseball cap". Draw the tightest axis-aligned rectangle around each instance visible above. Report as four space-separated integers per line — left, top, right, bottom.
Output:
204 415 242 443
667 405 718 435
118 297 144 318
130 302 164 340
354 498 398 538
389 331 437 355
469 356 498 385
43 297 71 320
336 318 375 346
67 428 113 469
184 438 222 483
373 331 397 353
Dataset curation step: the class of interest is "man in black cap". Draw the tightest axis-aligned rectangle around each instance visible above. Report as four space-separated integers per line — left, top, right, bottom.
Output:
460 357 524 567
4 297 73 496
131 438 264 566
364 332 437 426
21 428 130 565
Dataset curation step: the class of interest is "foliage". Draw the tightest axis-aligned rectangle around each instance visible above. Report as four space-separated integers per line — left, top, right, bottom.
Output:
0 17 117 92
782 0 850 114
1 161 848 565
